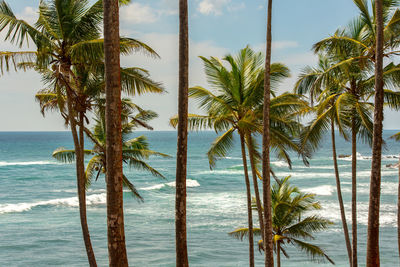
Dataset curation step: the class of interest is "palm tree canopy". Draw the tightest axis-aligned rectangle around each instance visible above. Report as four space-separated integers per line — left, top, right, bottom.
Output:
170 46 311 168
229 177 334 264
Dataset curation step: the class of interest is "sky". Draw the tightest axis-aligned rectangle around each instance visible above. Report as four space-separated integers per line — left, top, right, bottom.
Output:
0 0 398 131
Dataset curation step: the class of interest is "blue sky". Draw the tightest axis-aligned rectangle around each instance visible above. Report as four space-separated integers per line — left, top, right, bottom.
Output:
0 0 398 130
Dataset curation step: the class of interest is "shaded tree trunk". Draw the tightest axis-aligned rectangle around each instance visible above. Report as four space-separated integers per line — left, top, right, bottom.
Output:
175 0 189 266
366 0 384 266
398 155 400 259
103 0 128 265
239 133 255 267
246 133 265 240
351 116 357 267
262 0 274 266
277 241 281 267
331 120 352 267
64 67 97 267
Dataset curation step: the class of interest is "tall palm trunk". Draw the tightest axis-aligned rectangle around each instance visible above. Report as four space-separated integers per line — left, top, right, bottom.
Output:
277 241 281 267
239 133 255 267
64 68 97 267
175 0 189 266
351 116 357 267
331 120 352 267
103 0 128 265
366 0 384 265
246 133 265 239
262 0 274 266
398 155 400 259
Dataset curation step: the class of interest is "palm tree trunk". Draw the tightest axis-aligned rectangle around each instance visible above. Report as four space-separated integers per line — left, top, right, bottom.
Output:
397 155 400 257
240 133 255 267
262 0 274 266
351 116 357 267
175 0 189 266
277 241 281 267
64 68 97 267
246 133 265 240
398 155 400 259
331 120 352 267
103 0 128 265
366 0 384 266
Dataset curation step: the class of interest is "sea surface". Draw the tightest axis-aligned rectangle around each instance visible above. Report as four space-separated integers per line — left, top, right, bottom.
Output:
0 130 399 266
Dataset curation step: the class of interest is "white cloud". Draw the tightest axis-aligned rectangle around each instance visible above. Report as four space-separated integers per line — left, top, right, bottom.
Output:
17 6 38 25
120 33 228 130
197 0 244 16
120 3 158 24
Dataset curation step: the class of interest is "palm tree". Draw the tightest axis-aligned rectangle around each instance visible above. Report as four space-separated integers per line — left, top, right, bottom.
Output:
229 177 334 267
312 2 400 265
263 0 274 265
295 55 360 266
103 0 128 264
52 101 170 202
367 0 384 265
171 47 310 266
175 0 189 266
0 1 155 265
390 132 400 259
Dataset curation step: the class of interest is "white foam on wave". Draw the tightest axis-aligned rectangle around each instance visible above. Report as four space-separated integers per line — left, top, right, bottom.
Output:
271 161 289 168
0 161 59 167
141 179 200 191
0 193 106 214
342 182 398 195
194 169 245 176
316 201 396 227
302 185 335 196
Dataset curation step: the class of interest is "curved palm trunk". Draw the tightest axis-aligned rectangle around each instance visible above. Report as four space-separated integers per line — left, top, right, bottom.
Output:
240 133 255 267
331 121 352 266
246 133 265 240
367 0 384 265
103 0 128 265
262 0 274 266
351 116 357 267
175 0 189 266
66 98 97 266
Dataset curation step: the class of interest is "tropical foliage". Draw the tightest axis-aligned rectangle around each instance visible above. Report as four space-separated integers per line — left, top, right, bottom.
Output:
229 177 334 266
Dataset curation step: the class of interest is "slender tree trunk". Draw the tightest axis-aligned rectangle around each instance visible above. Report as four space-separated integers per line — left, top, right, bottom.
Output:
103 0 128 265
331 121 352 267
262 0 274 266
351 116 358 267
175 0 189 266
366 0 384 265
277 241 281 267
398 155 400 259
239 133 255 267
246 133 265 240
64 70 97 267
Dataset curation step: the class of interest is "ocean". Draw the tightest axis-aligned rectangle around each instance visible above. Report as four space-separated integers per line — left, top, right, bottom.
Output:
0 130 399 266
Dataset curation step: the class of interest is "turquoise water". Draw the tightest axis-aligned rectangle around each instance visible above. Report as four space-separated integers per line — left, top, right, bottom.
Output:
0 131 399 266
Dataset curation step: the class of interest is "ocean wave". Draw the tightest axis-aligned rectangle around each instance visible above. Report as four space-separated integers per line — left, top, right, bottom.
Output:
338 152 399 161
193 169 245 176
271 161 289 168
342 182 398 195
0 161 60 167
275 169 398 179
301 185 335 196
141 179 200 191
316 201 396 227
0 193 106 214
